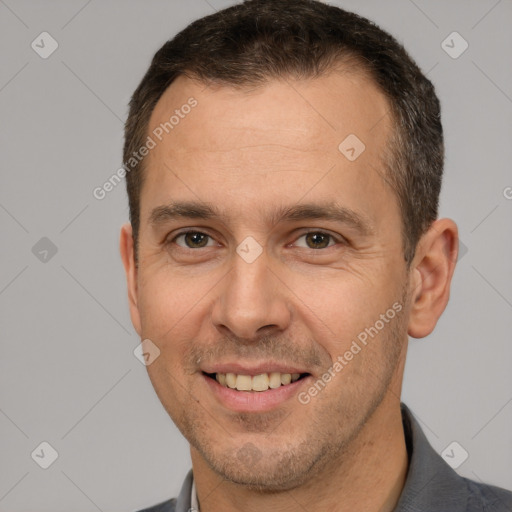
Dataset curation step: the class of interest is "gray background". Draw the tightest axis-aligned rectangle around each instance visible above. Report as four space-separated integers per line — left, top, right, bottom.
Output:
1 0 511 510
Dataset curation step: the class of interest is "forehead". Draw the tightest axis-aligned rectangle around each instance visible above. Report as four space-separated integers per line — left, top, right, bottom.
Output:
149 71 391 156
142 72 395 227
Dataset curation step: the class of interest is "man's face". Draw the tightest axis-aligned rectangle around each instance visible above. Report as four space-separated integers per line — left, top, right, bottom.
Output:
127 72 413 489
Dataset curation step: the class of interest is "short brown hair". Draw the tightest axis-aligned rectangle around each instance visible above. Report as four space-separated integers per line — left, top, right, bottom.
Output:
124 0 443 264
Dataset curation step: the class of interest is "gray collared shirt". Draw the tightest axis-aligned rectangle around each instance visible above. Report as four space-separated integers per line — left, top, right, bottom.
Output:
137 403 512 512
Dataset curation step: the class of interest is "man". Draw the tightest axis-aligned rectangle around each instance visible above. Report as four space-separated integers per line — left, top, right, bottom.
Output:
120 1 512 511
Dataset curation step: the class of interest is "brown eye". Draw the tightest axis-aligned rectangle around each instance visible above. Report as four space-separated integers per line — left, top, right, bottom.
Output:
304 232 332 249
174 231 213 248
295 231 335 249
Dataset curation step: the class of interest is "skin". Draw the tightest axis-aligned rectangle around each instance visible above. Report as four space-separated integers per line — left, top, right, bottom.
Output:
120 72 458 512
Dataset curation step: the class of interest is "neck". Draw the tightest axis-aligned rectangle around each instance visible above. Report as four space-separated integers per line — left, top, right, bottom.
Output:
191 394 408 512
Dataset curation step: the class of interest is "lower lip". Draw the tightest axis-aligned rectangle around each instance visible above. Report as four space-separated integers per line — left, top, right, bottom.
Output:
202 374 311 412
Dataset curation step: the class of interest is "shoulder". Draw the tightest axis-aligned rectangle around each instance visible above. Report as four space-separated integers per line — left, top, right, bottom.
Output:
463 478 512 512
135 497 177 512
135 469 193 512
397 404 512 512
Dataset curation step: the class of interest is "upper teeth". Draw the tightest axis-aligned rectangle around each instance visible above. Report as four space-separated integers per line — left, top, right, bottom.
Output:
215 372 301 391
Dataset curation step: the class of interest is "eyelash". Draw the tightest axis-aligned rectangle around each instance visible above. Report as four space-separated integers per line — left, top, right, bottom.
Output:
167 229 345 250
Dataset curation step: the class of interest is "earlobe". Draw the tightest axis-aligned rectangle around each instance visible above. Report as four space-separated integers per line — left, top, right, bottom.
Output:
407 218 458 339
120 223 142 336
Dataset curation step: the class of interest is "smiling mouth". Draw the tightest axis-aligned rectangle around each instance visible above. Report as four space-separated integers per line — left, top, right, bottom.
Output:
203 372 310 392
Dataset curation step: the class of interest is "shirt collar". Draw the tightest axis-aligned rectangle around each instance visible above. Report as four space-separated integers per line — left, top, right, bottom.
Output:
190 478 199 511
394 403 468 511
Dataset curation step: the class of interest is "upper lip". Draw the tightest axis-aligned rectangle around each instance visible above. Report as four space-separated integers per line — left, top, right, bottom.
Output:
201 362 310 376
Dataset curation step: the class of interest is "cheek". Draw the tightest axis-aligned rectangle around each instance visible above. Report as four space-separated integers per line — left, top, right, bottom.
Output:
135 272 212 394
136 268 213 339
139 272 204 410
287 267 399 349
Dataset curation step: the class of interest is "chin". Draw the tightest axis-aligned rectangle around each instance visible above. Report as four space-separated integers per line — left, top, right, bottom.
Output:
214 464 311 492
198 438 329 492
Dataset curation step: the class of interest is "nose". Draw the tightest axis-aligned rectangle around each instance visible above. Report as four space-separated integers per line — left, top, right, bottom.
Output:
211 250 292 342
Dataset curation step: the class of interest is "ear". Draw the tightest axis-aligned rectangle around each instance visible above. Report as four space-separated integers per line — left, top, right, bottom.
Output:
120 223 142 336
407 218 459 339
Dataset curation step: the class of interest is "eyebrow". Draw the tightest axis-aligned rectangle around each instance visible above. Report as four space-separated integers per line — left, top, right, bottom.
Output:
149 201 374 236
